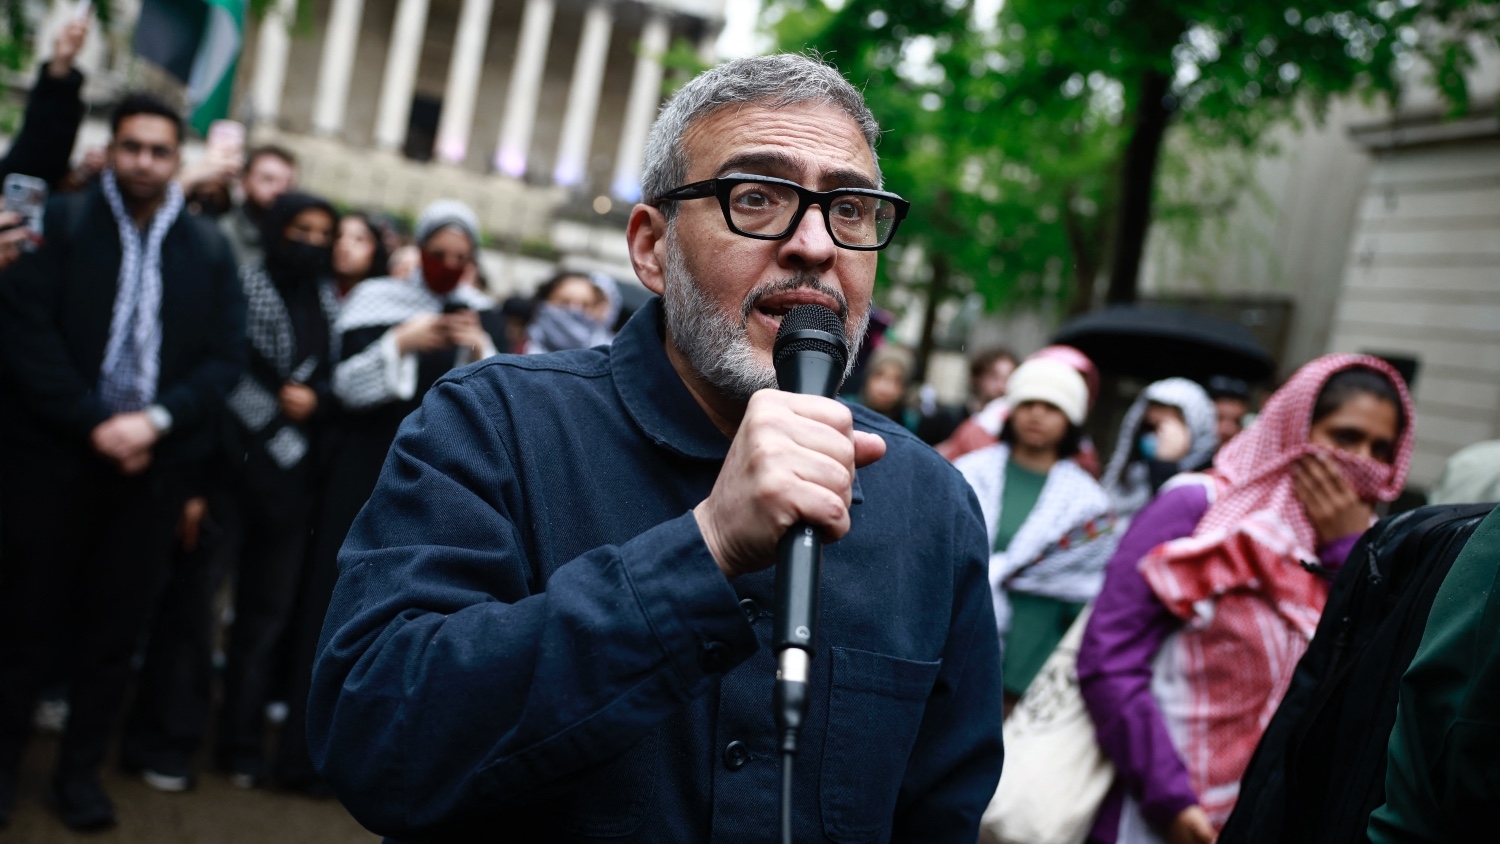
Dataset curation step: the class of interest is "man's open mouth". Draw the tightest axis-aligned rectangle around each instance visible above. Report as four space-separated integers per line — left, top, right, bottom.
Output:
755 304 795 325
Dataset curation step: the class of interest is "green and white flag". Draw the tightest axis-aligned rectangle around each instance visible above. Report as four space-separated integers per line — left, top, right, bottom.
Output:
131 0 246 135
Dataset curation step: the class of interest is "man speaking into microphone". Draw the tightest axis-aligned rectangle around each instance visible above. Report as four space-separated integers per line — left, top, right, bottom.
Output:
309 53 1002 841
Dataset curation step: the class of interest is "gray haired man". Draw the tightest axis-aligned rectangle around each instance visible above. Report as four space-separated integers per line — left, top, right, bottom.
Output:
309 53 1002 841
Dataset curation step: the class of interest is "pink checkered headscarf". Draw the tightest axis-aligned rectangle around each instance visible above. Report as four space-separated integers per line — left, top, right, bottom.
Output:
1137 353 1415 829
1195 352 1415 552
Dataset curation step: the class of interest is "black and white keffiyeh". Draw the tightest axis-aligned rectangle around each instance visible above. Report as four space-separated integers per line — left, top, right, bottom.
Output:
955 442 1117 647
331 274 493 411
227 265 341 469
97 169 185 413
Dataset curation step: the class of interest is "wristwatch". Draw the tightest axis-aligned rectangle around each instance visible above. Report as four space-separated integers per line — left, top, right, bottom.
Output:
145 404 174 435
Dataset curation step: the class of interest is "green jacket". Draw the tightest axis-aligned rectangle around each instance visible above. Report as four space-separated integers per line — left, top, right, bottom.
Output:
1369 505 1500 843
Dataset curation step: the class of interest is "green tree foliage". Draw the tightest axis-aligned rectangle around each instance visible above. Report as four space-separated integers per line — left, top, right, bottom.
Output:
765 0 1497 371
0 0 114 71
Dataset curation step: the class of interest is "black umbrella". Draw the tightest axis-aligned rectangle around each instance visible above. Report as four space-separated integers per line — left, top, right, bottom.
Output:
1052 305 1275 383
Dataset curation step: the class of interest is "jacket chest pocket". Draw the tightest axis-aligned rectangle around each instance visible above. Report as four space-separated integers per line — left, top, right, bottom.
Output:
820 646 942 843
558 729 659 838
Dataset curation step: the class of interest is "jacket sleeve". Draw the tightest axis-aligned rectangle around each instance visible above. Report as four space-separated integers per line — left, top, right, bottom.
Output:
0 196 109 441
0 64 85 188
154 233 247 435
1077 485 1209 830
891 481 1005 841
1368 509 1500 844
307 376 759 839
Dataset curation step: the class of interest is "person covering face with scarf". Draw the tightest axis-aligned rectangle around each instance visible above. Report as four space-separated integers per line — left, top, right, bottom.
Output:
525 270 617 354
1078 354 1414 844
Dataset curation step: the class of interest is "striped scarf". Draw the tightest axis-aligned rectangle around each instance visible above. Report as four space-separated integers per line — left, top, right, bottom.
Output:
97 169 185 413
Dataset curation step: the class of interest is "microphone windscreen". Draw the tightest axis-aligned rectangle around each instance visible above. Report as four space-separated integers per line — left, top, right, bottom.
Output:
773 305 847 372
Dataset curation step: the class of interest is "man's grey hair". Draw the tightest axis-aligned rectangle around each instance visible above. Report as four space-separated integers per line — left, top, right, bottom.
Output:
639 53 882 215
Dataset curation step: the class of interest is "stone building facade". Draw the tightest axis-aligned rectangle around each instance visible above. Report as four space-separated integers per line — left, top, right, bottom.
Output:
238 0 724 271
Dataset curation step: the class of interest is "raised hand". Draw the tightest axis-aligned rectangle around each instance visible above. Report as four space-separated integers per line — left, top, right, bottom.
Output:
48 16 91 79
1293 451 1373 545
392 313 452 355
693 390 886 580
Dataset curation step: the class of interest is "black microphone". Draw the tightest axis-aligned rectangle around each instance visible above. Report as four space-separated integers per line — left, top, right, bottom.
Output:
769 304 848 773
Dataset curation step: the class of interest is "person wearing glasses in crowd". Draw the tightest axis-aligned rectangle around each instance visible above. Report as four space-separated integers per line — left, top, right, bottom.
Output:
308 54 1002 841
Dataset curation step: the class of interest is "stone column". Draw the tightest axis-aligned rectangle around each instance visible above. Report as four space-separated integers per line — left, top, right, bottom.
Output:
373 0 432 151
248 0 296 124
494 0 556 177
610 10 670 201
313 0 366 135
434 0 494 163
552 0 614 188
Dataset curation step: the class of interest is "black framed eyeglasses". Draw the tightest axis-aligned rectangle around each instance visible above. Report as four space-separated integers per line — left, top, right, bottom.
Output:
652 173 910 251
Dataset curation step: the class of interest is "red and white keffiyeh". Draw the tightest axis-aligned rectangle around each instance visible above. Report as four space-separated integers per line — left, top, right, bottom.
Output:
1136 353 1415 828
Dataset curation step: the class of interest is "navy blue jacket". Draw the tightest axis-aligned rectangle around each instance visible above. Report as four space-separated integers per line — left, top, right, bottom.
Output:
309 299 1003 842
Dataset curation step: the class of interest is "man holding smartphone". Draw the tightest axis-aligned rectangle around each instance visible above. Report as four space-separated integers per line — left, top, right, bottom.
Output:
0 93 245 831
0 16 92 274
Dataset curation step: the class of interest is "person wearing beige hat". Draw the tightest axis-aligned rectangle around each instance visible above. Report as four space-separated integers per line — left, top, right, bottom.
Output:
954 358 1118 705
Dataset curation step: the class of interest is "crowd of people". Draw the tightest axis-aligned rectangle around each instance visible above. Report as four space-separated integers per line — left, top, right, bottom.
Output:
0 35 1494 844
0 23 626 831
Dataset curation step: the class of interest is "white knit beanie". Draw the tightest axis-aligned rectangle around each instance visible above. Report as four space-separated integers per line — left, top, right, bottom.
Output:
414 199 481 249
1005 358 1089 426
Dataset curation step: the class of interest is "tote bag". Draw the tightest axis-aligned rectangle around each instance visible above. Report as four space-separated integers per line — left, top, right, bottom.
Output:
980 606 1114 844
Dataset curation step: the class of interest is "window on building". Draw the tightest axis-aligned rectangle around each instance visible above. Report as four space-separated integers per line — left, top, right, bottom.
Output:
404 94 442 162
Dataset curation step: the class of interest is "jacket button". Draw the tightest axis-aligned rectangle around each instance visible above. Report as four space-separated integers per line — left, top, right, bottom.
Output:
722 740 750 771
700 641 730 674
738 598 759 622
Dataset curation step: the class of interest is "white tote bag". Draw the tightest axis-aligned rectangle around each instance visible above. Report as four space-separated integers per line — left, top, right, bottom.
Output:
980 606 1115 844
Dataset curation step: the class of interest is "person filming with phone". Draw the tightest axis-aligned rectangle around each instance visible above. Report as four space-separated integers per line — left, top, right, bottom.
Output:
0 15 93 273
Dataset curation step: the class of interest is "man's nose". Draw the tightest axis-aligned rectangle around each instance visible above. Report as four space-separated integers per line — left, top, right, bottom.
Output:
778 205 838 270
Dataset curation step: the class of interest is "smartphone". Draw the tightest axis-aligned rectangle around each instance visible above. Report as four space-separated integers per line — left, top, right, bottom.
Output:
3 173 47 249
441 301 473 314
206 119 246 165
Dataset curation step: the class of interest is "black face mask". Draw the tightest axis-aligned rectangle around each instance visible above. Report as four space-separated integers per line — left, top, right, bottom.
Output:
269 240 332 291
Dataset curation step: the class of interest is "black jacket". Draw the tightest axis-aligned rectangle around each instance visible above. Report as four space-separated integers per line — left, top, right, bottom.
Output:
0 62 86 189
0 182 247 467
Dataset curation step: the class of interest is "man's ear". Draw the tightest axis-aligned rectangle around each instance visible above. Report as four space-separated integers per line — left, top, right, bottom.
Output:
626 203 668 297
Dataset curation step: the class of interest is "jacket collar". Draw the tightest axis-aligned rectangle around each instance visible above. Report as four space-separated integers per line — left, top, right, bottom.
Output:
611 297 733 462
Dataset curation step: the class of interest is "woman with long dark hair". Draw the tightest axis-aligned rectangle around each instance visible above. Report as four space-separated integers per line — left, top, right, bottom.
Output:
330 212 390 299
1079 355 1415 844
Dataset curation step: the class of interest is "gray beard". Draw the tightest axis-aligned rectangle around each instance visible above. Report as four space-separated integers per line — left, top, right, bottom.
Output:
660 229 869 402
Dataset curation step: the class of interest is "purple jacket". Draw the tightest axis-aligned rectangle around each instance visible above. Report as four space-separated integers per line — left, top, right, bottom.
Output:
1076 483 1359 843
